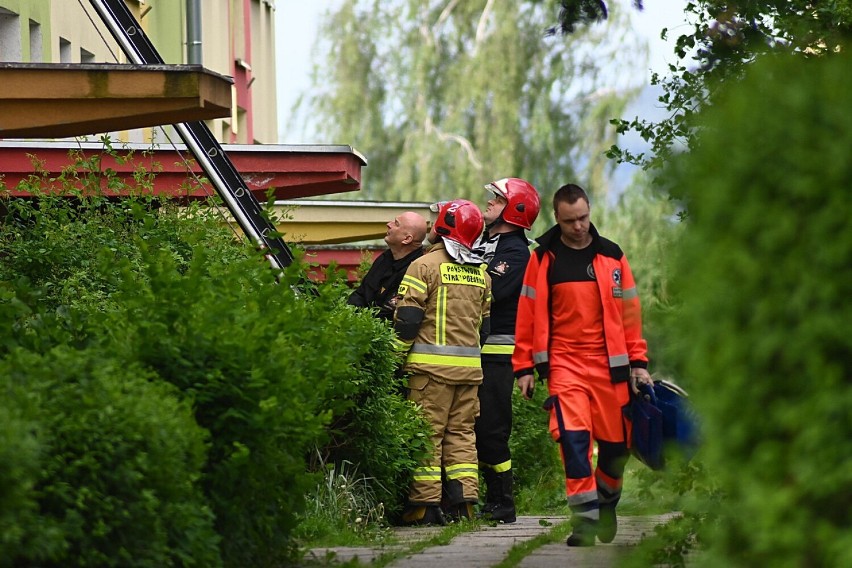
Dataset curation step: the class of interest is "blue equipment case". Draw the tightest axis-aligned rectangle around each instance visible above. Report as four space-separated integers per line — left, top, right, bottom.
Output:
627 379 698 470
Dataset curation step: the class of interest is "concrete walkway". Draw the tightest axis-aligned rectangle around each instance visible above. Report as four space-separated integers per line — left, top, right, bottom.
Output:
305 513 678 567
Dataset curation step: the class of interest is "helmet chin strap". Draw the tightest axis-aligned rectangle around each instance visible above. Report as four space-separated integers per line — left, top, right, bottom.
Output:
486 214 514 236
485 206 507 233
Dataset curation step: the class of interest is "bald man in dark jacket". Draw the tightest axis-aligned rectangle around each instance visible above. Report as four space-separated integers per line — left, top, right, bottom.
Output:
348 211 428 321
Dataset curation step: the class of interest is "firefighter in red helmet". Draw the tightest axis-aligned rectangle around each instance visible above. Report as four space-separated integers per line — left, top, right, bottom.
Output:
394 199 492 525
472 178 541 523
484 177 540 230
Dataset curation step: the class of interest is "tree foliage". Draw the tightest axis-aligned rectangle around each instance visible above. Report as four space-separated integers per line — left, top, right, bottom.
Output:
664 51 852 567
301 0 646 205
606 0 852 174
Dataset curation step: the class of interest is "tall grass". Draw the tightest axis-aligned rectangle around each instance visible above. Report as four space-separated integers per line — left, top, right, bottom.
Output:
294 456 394 547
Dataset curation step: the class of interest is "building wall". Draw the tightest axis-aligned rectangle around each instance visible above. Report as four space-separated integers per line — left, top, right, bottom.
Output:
0 0 279 144
250 0 277 143
49 0 131 64
142 0 184 65
0 0 50 63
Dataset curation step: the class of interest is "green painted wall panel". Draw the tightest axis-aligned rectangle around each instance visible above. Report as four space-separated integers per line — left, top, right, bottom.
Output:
144 0 184 64
0 0 51 62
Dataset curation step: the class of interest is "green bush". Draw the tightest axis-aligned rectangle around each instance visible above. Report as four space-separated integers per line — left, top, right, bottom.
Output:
0 279 34 354
664 52 852 567
92 243 429 562
315 302 433 522
0 392 47 563
0 347 219 567
510 385 563 510
87 243 333 566
1 150 438 562
0 193 240 316
1 166 247 358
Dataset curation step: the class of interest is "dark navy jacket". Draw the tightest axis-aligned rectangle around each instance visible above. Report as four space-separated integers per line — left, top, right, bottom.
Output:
347 247 424 321
479 230 531 362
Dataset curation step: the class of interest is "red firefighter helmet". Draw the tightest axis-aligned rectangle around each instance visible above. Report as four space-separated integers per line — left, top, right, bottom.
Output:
433 199 484 249
484 177 541 230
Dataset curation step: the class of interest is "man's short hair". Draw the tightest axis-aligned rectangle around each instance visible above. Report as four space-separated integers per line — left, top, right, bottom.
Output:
552 183 590 213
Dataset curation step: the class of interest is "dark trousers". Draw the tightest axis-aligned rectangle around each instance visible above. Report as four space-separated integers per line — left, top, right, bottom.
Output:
475 358 514 467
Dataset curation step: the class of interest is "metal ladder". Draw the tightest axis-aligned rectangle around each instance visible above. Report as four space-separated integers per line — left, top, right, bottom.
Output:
88 0 294 270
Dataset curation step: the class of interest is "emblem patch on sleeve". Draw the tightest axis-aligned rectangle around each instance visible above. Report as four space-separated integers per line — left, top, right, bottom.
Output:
491 261 510 276
612 268 622 286
612 268 623 298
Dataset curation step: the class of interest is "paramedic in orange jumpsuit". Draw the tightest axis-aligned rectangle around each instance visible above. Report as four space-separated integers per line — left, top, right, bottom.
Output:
513 183 653 547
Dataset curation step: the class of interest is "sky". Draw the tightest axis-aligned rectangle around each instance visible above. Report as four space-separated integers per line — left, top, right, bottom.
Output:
273 0 691 148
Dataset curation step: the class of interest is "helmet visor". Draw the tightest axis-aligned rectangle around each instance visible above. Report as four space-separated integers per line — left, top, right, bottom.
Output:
429 200 449 213
484 181 508 199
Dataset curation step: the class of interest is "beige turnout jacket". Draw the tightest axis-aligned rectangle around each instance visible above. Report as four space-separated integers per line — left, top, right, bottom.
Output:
392 242 492 385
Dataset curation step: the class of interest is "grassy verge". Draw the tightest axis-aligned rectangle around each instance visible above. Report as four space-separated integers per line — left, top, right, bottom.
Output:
300 519 482 567
492 519 573 568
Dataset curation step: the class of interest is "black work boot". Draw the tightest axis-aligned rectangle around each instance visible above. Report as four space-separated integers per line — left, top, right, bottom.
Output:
442 479 476 522
483 471 516 523
597 503 618 543
565 517 597 547
445 501 475 523
401 504 446 526
478 468 501 516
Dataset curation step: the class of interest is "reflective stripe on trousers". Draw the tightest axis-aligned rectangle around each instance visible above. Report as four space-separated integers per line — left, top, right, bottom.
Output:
406 374 480 504
545 352 630 519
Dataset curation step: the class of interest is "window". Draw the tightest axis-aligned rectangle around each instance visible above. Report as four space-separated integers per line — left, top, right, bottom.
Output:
59 37 71 63
29 20 42 62
0 8 22 62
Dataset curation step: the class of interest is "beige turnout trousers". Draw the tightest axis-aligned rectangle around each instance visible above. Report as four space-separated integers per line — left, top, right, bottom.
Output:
407 373 480 504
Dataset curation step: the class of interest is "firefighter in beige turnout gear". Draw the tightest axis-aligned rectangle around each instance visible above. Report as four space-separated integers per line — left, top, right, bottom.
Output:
393 199 492 525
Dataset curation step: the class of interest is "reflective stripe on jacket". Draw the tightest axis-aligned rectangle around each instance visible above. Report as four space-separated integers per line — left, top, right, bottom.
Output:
393 242 492 384
512 224 647 383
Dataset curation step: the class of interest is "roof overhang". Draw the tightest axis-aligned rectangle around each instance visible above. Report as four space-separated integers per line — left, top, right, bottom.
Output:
273 200 435 244
0 63 233 138
0 141 367 200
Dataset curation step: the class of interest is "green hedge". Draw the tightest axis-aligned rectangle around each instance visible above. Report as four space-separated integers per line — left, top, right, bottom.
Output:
665 52 852 567
1 171 433 565
0 388 44 563
89 245 334 565
316 304 433 521
0 347 219 567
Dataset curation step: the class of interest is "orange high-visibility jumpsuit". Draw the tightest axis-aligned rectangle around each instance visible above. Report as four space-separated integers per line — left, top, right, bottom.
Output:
513 224 648 523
